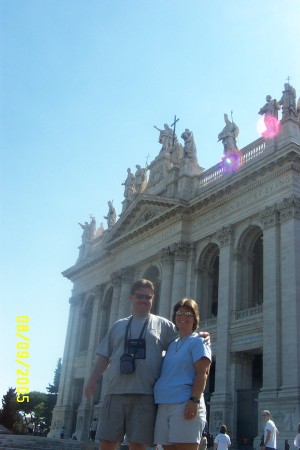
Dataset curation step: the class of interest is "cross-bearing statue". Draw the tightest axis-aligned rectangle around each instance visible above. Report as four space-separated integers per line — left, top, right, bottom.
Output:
104 201 116 229
218 113 239 153
181 128 198 164
279 83 297 119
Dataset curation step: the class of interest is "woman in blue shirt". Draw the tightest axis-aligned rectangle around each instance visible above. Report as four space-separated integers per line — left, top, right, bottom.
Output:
154 298 211 450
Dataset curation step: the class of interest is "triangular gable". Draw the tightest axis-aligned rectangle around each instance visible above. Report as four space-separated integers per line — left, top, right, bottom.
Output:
105 194 186 245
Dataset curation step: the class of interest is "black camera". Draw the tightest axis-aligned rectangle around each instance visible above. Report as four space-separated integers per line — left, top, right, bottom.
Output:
120 353 135 374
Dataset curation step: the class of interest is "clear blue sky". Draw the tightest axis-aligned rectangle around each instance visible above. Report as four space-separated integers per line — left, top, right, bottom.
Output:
1 0 299 401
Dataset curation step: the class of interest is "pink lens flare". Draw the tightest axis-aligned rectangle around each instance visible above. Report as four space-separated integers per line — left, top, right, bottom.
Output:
257 115 281 139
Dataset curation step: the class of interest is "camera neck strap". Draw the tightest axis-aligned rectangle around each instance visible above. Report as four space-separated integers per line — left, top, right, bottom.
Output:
124 316 149 353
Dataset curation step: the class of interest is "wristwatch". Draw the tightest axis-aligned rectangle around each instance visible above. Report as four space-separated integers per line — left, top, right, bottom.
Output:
189 396 200 404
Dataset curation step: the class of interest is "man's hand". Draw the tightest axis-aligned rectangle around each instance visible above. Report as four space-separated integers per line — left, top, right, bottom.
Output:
84 379 97 399
199 331 210 346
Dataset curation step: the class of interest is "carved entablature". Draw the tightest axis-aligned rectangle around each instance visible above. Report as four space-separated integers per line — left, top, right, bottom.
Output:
277 195 300 222
216 225 232 247
259 204 279 228
169 241 193 260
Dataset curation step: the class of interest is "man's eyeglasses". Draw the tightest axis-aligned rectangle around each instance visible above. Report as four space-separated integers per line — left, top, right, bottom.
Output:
175 311 194 317
134 293 153 300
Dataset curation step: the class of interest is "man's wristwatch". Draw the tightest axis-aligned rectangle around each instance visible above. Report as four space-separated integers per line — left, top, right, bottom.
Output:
189 396 200 404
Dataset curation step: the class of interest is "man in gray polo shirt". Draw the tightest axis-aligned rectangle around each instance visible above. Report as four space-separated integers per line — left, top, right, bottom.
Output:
85 279 209 450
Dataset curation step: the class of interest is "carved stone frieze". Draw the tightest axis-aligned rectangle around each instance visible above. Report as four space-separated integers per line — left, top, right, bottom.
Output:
259 204 279 228
216 225 232 246
277 195 300 222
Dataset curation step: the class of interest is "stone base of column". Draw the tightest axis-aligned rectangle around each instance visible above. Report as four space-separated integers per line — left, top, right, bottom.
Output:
73 400 92 441
47 405 73 439
257 387 300 450
209 392 232 436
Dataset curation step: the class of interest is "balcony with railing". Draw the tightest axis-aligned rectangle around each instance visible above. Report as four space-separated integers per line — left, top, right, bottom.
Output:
196 137 265 192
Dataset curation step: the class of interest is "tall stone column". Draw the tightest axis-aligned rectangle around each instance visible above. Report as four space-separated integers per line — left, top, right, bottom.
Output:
76 286 104 440
170 242 191 309
48 294 83 439
209 226 233 435
108 271 122 326
118 267 133 318
158 247 174 319
258 205 281 403
276 196 300 424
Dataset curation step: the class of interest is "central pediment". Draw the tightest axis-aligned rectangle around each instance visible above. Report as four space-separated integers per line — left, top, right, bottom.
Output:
105 194 186 245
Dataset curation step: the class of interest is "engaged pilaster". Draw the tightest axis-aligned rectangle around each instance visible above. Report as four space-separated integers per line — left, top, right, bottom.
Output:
170 242 192 308
158 247 174 318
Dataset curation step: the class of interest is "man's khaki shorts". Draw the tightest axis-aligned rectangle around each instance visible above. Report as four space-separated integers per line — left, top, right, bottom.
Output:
97 394 156 445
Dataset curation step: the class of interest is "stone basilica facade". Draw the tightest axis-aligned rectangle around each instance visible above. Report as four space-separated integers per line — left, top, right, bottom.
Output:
49 86 300 447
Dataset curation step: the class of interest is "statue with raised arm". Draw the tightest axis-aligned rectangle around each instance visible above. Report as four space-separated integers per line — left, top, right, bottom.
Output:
153 123 173 152
78 221 90 244
279 83 297 119
104 201 116 229
218 113 239 153
135 165 147 193
181 128 198 164
122 168 136 200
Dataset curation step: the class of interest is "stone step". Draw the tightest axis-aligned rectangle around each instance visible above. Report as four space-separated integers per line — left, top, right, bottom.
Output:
0 435 97 450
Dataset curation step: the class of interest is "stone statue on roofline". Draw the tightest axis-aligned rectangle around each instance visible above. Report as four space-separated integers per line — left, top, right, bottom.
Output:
135 165 147 193
258 95 281 137
279 82 297 119
181 128 198 164
104 201 116 229
122 168 136 201
153 123 173 153
78 216 96 244
258 95 280 119
218 113 239 153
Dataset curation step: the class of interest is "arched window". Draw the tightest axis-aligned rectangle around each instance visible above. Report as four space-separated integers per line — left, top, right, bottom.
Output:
236 227 263 310
197 244 219 320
